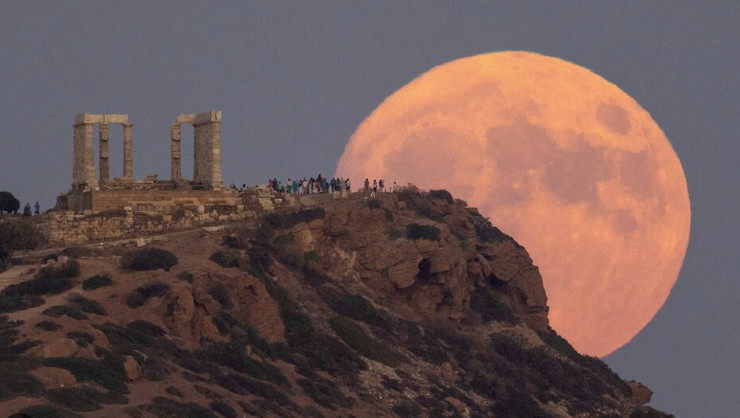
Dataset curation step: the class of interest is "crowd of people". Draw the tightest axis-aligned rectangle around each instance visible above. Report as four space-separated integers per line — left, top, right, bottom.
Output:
228 175 402 198
266 175 351 195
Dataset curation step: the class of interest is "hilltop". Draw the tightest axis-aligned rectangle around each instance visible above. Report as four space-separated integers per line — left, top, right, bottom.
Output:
0 188 670 417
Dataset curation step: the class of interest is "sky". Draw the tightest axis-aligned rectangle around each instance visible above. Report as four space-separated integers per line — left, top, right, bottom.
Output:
1 2 738 416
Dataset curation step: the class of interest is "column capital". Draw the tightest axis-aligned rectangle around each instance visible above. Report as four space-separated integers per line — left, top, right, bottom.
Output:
122 122 134 127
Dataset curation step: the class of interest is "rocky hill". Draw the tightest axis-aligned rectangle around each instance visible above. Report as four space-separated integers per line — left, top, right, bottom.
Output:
0 188 671 417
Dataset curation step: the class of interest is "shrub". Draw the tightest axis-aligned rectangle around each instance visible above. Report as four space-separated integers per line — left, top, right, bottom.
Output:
0 365 44 401
194 384 223 399
471 213 514 244
0 294 45 314
43 305 88 320
398 187 443 222
326 292 389 330
19 405 84 418
127 320 165 337
43 355 128 393
329 316 405 367
387 227 403 240
68 294 107 316
265 207 325 229
406 223 441 241
120 248 178 271
126 281 169 308
36 320 62 331
213 373 291 405
210 401 237 418
209 251 240 268
273 232 295 246
60 246 102 258
392 399 421 418
42 253 59 263
0 220 41 272
198 340 288 386
166 386 184 397
45 386 127 411
1 261 78 297
383 207 394 222
298 376 353 410
82 274 112 290
429 189 454 204
140 396 218 418
208 282 232 308
176 271 195 283
67 331 95 347
470 288 518 324
366 199 381 209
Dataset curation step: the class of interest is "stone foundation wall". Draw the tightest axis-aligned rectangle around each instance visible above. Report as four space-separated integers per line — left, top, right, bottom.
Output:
40 187 301 247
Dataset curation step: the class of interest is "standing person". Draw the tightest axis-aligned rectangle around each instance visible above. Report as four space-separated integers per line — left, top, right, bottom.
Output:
34 202 40 215
23 203 31 217
364 178 370 193
379 179 385 193
345 178 351 192
371 179 377 198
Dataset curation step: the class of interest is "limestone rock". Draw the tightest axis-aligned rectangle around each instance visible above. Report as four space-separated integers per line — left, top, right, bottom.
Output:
29 367 77 387
123 355 142 381
627 381 653 405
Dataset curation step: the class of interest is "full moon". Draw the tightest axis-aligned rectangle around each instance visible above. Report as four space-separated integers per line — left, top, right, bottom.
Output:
336 51 690 357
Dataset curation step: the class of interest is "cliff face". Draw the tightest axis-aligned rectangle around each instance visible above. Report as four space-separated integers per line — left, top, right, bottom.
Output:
0 189 671 417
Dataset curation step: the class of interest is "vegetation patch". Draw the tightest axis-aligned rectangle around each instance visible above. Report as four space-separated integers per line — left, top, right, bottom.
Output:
1 259 79 297
36 320 62 331
406 223 441 241
43 305 88 320
329 316 405 367
67 331 95 347
209 250 241 268
470 288 518 324
68 293 107 316
19 405 84 418
120 248 178 271
45 386 127 412
82 274 113 290
273 232 295 246
43 353 129 394
208 282 232 308
470 211 515 244
60 246 103 259
387 227 403 240
326 291 390 330
213 373 291 405
125 281 169 308
429 189 454 204
0 363 44 401
264 207 325 229
210 401 238 418
298 376 354 410
198 340 288 386
398 187 444 222
166 386 184 397
140 396 219 418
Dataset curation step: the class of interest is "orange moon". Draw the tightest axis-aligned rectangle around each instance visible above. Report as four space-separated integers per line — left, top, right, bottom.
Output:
336 51 690 357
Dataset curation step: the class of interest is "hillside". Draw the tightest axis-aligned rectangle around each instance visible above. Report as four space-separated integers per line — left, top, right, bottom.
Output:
0 188 671 417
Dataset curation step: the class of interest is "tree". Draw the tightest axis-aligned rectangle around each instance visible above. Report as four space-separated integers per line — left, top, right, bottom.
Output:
0 221 41 271
0 191 20 215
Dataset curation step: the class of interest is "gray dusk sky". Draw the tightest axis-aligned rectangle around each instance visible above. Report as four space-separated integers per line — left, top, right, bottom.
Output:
1 2 738 416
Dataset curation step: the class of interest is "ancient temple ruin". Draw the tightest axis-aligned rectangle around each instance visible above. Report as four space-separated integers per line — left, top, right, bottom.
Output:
57 111 234 213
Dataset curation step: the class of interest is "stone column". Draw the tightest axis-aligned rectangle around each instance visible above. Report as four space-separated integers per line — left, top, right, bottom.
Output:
72 121 97 189
170 123 181 181
99 123 110 182
192 111 223 189
122 122 134 180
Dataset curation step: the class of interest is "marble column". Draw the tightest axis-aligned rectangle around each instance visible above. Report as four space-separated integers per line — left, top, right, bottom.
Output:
192 111 223 189
170 123 181 181
123 122 134 180
99 123 110 182
72 122 97 189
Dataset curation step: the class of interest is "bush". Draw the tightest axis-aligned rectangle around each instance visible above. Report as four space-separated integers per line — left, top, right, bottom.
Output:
45 386 127 411
210 251 240 268
67 331 95 347
387 227 403 240
406 223 441 241
273 232 295 246
329 316 405 367
166 386 184 397
140 396 218 418
265 207 325 229
43 305 88 320
0 365 44 401
42 253 59 263
19 405 84 418
213 373 291 405
429 189 454 204
68 294 107 316
36 320 62 331
82 274 112 290
210 401 237 418
366 199 381 209
0 191 20 214
194 384 223 399
120 248 178 271
0 219 40 272
470 288 518 324
126 281 169 308
392 399 421 418
60 246 102 258
43 354 128 393
471 214 514 244
326 292 389 330
398 187 443 222
208 282 232 308
1 260 79 297
298 376 353 410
